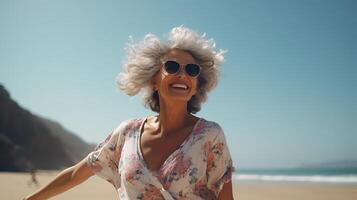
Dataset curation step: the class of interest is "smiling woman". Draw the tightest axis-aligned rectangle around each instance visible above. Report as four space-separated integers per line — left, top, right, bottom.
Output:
24 26 234 200
117 26 224 114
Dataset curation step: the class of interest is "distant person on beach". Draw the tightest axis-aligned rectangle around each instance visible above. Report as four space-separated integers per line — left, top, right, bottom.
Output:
27 169 39 187
24 26 234 200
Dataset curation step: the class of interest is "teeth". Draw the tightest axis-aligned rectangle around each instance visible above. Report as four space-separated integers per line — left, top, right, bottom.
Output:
171 83 188 89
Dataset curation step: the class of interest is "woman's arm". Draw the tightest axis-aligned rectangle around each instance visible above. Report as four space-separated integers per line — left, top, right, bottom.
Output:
24 157 94 200
218 181 234 200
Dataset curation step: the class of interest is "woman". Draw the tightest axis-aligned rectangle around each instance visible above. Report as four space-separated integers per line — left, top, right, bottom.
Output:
24 26 234 200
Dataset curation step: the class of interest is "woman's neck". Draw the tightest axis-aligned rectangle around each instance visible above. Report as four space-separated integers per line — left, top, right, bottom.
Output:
156 100 192 137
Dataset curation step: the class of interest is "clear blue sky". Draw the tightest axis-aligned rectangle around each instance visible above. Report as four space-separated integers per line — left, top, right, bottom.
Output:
1 0 356 169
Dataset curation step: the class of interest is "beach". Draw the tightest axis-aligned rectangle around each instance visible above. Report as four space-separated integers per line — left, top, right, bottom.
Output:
2 171 357 200
236 182 357 200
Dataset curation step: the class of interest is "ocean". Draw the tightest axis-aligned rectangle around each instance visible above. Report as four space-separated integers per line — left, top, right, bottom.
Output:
234 168 357 184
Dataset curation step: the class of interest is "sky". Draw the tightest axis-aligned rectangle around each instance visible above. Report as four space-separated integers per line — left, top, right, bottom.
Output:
0 0 356 169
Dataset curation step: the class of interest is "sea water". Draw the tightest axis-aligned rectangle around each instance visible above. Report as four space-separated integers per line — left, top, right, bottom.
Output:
234 168 357 184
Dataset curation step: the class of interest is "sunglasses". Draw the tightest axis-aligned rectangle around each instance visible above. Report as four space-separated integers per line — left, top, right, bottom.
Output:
162 60 201 78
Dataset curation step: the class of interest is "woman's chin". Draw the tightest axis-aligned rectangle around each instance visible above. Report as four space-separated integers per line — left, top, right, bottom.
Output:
163 92 192 103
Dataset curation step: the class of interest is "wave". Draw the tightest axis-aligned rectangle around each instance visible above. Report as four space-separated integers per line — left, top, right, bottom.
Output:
234 174 357 184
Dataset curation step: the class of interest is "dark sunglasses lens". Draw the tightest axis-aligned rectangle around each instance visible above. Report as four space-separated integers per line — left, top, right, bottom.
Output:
164 61 180 74
185 64 200 77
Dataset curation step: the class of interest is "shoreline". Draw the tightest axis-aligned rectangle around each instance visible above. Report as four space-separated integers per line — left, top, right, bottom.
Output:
234 179 357 187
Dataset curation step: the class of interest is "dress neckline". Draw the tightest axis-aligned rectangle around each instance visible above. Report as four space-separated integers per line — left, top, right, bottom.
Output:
136 116 202 174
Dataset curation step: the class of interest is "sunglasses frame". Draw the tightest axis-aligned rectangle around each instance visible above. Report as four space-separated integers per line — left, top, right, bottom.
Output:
161 59 201 78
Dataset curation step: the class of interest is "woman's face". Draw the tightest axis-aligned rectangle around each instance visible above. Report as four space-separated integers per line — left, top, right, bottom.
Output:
153 49 198 104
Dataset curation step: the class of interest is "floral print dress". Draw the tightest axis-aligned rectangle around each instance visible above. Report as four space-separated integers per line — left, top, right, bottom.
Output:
86 117 234 200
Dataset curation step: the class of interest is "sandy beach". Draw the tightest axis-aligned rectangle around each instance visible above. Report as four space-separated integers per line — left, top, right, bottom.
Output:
2 171 357 200
235 182 357 200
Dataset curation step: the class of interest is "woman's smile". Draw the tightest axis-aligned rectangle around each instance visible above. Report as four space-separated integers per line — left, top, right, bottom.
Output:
169 83 190 93
170 83 188 90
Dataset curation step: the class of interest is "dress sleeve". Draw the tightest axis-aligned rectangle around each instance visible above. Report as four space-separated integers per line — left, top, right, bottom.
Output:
206 126 234 196
86 120 129 188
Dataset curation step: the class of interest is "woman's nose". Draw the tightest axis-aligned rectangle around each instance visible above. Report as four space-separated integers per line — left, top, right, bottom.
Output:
177 66 186 78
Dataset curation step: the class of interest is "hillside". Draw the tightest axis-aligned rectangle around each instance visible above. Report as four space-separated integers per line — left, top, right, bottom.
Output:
0 84 95 172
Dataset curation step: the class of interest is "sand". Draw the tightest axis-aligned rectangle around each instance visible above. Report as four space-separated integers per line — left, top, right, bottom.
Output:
235 182 357 200
1 171 357 200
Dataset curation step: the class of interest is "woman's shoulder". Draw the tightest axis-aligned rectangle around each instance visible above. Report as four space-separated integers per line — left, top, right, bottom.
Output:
200 118 223 130
196 118 225 139
120 117 145 128
111 117 145 136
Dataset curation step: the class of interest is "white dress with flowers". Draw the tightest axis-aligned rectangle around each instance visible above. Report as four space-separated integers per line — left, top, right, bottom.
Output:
86 117 234 200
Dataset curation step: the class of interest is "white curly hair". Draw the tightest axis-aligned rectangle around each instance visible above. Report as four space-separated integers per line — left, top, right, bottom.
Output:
116 26 225 114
